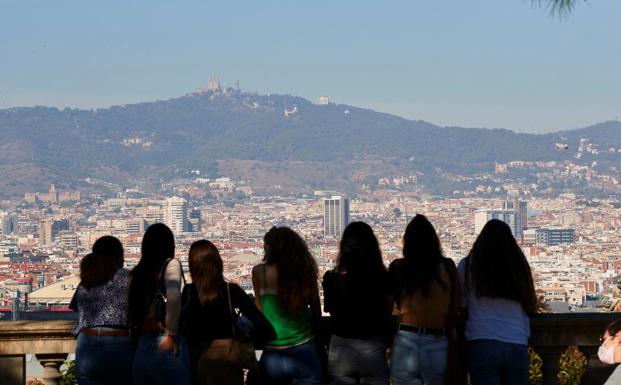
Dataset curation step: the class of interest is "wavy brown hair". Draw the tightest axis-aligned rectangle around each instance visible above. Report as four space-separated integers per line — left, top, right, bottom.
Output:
189 240 225 304
466 219 537 313
263 226 319 315
80 253 118 289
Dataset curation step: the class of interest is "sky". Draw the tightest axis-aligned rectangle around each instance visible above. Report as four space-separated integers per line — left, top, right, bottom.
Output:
1 0 620 133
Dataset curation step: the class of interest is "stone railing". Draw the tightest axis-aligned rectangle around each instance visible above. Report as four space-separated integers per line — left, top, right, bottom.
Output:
0 320 75 385
1 314 620 385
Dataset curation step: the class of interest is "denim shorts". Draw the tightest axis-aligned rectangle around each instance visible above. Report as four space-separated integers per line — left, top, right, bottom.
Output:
390 330 448 385
328 335 389 385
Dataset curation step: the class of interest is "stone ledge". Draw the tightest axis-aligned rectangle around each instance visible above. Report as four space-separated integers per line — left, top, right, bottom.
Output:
0 321 75 355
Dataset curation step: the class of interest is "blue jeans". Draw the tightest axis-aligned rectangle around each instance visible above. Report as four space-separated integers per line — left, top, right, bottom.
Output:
468 339 528 385
75 332 135 385
328 335 389 385
260 341 322 385
390 330 448 385
132 333 191 385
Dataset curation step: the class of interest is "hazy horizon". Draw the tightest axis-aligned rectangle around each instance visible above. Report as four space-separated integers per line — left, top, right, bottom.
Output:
2 0 620 133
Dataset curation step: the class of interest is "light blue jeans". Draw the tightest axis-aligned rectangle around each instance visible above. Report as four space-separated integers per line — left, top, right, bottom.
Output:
132 333 191 385
328 335 389 385
75 332 135 385
390 330 448 385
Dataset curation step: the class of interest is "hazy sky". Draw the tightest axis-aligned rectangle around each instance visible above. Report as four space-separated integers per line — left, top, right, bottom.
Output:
1 1 620 133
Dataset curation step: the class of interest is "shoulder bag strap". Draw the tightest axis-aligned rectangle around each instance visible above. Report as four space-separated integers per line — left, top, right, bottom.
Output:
444 258 459 329
226 283 236 338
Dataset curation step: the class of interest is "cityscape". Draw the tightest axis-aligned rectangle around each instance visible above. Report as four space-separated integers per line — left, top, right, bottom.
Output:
2 1 621 383
1 171 620 320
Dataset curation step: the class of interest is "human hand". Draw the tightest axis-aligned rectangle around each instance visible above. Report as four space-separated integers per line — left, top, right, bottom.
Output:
158 334 178 356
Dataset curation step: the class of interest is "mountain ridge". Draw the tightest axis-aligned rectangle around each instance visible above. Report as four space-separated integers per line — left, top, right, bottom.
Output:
0 89 620 197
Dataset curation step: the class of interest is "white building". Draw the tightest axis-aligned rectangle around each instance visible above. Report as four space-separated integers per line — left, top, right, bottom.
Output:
163 197 190 234
323 196 350 238
474 209 520 239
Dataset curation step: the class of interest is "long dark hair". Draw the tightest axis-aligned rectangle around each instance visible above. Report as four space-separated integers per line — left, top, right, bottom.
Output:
92 235 124 270
79 253 117 289
128 223 176 325
80 235 124 289
336 221 385 277
189 240 225 304
400 214 447 297
466 219 537 313
263 226 319 315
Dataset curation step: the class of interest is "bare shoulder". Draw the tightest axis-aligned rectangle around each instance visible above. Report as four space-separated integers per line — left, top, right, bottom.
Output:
251 263 265 277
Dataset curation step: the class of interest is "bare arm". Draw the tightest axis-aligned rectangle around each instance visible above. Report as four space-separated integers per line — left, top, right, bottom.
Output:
164 259 183 335
251 264 263 311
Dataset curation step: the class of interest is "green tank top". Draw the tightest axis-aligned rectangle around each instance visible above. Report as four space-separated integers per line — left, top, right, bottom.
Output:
260 293 312 347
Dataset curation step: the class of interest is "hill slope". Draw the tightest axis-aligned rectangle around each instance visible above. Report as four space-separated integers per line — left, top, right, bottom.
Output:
0 89 619 197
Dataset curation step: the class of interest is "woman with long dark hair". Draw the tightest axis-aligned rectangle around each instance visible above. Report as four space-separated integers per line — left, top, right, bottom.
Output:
70 236 134 385
181 240 275 385
389 214 460 385
251 226 322 384
322 222 393 385
459 219 536 385
129 223 191 385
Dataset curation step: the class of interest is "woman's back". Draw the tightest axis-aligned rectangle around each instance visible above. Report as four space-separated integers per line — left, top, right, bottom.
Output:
390 258 451 329
72 268 130 332
322 269 393 338
253 263 312 347
457 257 530 345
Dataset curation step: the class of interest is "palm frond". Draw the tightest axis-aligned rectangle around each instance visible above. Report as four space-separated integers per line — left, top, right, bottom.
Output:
533 0 586 16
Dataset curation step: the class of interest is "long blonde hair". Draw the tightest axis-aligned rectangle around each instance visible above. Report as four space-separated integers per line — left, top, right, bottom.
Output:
189 240 225 304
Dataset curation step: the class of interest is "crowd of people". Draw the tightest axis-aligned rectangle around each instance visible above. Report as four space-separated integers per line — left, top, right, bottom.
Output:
70 215 538 385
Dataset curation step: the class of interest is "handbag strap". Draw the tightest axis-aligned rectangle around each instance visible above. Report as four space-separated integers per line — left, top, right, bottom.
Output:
443 258 460 330
226 283 236 338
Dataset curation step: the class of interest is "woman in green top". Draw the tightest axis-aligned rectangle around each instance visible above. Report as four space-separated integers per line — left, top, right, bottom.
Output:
252 226 322 384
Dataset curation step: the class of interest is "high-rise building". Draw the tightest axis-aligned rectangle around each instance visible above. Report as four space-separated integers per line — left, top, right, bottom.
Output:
38 220 53 246
189 209 202 233
323 196 350 238
474 210 519 239
504 198 528 238
163 197 190 234
1 214 18 235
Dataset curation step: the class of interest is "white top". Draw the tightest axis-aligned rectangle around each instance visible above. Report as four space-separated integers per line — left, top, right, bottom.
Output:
457 258 530 346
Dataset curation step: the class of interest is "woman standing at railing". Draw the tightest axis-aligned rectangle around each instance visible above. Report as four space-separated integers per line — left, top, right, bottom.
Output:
251 226 322 385
180 239 275 385
322 221 394 385
458 219 537 385
128 223 191 385
388 214 462 385
70 236 134 385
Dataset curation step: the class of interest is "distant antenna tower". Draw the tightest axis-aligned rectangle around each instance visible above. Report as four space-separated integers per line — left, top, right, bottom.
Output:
208 74 220 92
236 80 240 90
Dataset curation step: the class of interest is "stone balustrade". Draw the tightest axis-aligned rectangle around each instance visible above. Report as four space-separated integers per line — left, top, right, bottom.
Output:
1 314 620 385
0 320 75 385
